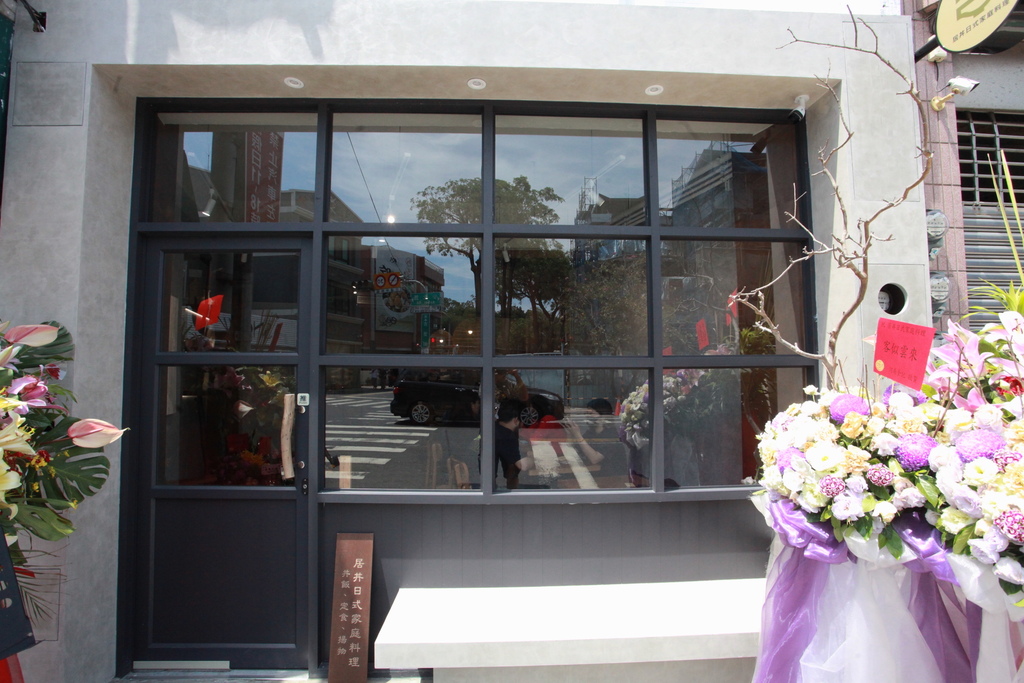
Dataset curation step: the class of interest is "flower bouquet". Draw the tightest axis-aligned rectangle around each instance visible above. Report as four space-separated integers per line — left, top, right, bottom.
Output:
0 321 125 632
752 313 1024 682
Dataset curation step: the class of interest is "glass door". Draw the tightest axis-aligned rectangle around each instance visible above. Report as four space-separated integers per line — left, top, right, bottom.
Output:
132 235 312 669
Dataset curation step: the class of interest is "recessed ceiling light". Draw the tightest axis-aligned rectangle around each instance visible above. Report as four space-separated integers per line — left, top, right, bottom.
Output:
467 78 487 91
645 85 664 96
284 77 305 89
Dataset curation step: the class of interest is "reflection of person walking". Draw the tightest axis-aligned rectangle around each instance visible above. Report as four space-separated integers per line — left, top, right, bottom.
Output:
495 399 531 489
370 368 379 389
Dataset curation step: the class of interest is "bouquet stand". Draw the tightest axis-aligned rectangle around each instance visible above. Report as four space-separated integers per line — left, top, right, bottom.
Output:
753 497 1024 683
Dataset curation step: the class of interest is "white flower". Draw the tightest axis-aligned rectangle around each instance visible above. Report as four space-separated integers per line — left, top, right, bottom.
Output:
805 441 845 472
936 466 965 500
937 508 974 534
845 475 868 495
865 416 886 436
995 557 1024 585
926 509 940 526
799 401 824 418
929 444 960 471
782 466 808 493
950 485 984 518
963 457 999 487
873 500 898 523
974 404 1005 432
803 385 819 396
969 528 1009 565
893 476 915 492
761 465 786 493
888 392 914 413
894 486 926 510
796 489 828 513
945 409 975 437
871 433 899 456
831 494 866 521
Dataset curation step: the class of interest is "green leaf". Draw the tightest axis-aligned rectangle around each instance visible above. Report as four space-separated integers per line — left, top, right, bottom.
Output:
917 476 942 508
999 578 1024 597
862 495 877 513
32 453 109 506
12 505 74 542
854 515 873 539
953 524 977 554
880 525 904 560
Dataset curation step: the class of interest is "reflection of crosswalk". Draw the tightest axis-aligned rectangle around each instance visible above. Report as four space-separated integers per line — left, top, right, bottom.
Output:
325 417 435 483
325 393 396 422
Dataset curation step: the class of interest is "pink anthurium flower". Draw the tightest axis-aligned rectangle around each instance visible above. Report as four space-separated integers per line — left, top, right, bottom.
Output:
67 419 126 448
954 386 989 413
4 324 58 347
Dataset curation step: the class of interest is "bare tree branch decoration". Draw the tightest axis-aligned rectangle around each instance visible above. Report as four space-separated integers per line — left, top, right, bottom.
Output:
731 12 934 391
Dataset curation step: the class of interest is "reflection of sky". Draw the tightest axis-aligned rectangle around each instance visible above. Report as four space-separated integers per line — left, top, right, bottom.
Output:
496 132 644 224
333 131 481 223
366 236 477 304
185 124 646 226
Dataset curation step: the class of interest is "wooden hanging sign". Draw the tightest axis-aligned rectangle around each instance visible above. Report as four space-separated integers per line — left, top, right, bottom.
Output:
328 533 374 683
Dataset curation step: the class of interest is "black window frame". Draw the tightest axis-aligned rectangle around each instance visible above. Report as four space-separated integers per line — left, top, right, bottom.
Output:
127 98 817 505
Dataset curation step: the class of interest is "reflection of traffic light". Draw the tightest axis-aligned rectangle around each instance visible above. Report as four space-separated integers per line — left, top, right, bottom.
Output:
351 279 372 292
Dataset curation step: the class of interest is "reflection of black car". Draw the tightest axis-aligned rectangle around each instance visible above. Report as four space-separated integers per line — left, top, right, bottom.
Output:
390 380 564 426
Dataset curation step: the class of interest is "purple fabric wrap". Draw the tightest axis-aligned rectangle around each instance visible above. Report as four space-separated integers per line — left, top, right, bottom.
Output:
768 499 848 564
894 511 959 586
752 544 832 683
908 571 974 683
753 500 848 682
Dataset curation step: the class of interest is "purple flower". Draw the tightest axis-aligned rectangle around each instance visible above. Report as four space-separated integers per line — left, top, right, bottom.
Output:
995 510 1024 544
829 394 870 423
866 465 895 487
883 384 927 406
818 475 846 497
776 447 804 472
895 434 938 471
995 450 1023 471
956 430 1007 463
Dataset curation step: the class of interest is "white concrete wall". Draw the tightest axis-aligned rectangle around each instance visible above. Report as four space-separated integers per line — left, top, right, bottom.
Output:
0 1 928 680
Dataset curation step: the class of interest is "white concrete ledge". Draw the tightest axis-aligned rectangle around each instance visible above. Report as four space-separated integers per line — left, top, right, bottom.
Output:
374 578 766 672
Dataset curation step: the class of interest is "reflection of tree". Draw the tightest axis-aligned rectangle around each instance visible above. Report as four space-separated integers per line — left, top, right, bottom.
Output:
505 239 572 352
565 255 647 355
412 177 562 313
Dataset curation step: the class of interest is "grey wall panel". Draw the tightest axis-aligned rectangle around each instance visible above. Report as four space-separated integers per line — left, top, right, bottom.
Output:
318 500 771 667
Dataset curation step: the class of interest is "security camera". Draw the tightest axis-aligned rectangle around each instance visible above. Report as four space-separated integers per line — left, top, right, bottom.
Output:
930 76 981 111
789 95 810 123
946 76 979 95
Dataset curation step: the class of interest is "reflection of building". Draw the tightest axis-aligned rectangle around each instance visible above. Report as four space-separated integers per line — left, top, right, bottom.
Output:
670 142 768 228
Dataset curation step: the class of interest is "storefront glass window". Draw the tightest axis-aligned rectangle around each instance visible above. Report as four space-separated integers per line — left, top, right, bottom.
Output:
657 367 806 488
495 116 646 226
494 238 648 356
331 114 482 224
161 251 300 352
158 365 297 486
495 368 649 491
149 112 318 223
657 121 798 229
324 367 482 490
660 240 805 355
324 235 482 355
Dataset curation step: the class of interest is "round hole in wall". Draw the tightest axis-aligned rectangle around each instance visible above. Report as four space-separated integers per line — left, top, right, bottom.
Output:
878 283 907 315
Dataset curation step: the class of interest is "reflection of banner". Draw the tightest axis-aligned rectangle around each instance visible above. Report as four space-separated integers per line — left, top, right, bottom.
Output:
244 131 283 223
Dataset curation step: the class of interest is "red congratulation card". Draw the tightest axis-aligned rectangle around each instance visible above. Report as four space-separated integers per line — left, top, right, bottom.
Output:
873 318 935 390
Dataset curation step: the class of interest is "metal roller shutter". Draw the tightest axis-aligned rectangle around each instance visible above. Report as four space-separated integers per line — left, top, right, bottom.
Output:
959 110 1024 327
